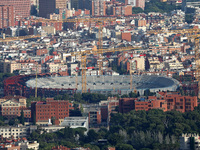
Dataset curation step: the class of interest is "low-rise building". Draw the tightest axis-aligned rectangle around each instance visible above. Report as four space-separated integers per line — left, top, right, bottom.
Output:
60 117 89 131
119 92 198 113
180 133 200 150
0 126 27 139
31 98 73 125
0 97 31 119
19 141 39 150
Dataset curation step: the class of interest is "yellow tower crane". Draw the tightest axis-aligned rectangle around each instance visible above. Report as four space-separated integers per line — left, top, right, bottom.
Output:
129 60 137 93
0 34 41 43
71 46 141 93
63 17 116 76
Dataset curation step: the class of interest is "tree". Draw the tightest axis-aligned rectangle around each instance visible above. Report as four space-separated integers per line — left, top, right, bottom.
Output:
129 91 137 98
8 118 19 126
108 133 124 145
185 14 193 24
20 109 25 125
144 89 150 97
132 7 144 14
51 116 56 125
33 113 36 125
116 143 135 150
144 0 176 14
86 129 99 142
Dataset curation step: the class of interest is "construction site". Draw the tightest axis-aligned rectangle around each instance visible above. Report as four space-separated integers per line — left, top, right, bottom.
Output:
26 75 180 95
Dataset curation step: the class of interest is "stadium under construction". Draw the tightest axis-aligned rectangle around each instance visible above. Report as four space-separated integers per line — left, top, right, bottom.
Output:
24 74 180 96
4 74 180 97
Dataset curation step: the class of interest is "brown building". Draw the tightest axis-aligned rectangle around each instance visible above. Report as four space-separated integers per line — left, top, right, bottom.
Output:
0 96 26 106
124 5 132 16
0 0 30 20
88 108 102 126
0 97 31 119
164 94 198 113
119 93 198 113
0 145 21 150
136 0 145 10
121 32 132 42
135 19 146 27
36 49 48 56
31 98 73 125
0 5 15 29
91 0 106 16
119 98 136 113
56 0 67 8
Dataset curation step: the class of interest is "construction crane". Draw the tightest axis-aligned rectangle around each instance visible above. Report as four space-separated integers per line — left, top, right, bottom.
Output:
34 17 116 74
71 46 141 93
0 34 41 43
129 60 137 93
147 28 200 97
63 17 116 75
147 28 200 35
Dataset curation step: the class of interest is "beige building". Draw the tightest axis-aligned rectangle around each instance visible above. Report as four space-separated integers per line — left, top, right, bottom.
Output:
56 0 67 8
167 60 184 70
0 59 41 74
0 96 26 107
130 57 145 72
0 126 27 139
3 60 21 73
46 62 68 73
148 57 164 70
19 141 39 150
180 133 200 150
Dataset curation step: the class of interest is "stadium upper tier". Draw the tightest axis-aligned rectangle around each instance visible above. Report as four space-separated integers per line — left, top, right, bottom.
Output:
26 75 179 95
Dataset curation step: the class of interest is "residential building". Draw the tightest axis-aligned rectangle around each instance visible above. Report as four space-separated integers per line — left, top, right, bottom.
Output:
19 141 39 150
119 93 198 113
0 96 26 106
128 57 146 73
0 97 31 119
91 0 106 16
164 94 197 113
56 0 67 9
46 62 68 73
119 98 137 113
0 126 27 139
127 0 136 6
0 145 21 150
0 100 31 119
0 136 39 150
83 104 109 127
136 0 145 10
31 98 73 125
121 32 132 42
180 133 200 150
125 0 145 9
0 0 31 20
0 5 15 29
39 125 65 133
1 59 41 74
60 117 89 131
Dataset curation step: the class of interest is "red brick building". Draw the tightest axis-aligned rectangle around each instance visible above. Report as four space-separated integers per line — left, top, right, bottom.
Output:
121 32 132 42
119 93 198 113
164 94 198 113
31 98 73 125
124 5 132 16
0 99 31 119
0 5 15 29
0 0 30 20
36 49 48 56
